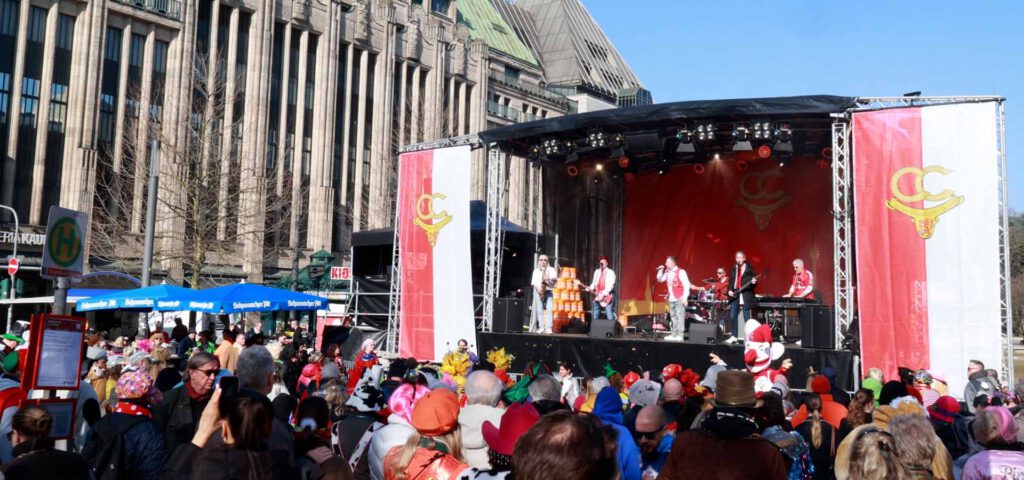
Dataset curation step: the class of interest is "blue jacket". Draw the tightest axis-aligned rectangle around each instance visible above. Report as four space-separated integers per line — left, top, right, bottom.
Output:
593 387 642 480
83 412 168 480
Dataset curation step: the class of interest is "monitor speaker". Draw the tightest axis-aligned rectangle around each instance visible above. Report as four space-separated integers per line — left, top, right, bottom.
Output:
493 298 527 333
800 305 835 349
589 319 623 339
688 323 720 344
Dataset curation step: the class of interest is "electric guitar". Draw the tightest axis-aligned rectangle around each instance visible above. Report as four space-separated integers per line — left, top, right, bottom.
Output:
727 271 765 299
574 280 613 308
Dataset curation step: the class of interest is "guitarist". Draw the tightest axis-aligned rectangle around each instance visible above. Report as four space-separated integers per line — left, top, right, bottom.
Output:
726 251 758 344
584 256 617 321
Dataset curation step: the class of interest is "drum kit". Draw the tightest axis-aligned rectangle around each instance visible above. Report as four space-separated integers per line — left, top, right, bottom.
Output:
684 280 727 325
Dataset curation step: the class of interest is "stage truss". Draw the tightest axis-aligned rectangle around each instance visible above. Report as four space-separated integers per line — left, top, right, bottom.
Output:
386 97 1009 374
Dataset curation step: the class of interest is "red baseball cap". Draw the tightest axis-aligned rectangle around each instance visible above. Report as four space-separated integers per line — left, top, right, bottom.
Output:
482 402 541 456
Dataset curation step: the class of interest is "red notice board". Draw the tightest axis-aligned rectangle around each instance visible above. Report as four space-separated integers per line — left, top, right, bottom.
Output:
24 314 86 391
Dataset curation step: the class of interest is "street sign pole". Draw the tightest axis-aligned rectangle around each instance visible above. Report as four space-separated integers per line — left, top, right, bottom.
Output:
1 204 18 333
41 207 88 317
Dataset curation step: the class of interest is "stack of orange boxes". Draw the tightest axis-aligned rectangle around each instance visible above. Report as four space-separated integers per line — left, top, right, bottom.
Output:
551 267 584 332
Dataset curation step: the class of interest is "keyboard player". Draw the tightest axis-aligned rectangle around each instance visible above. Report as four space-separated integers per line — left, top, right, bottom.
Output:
781 259 816 301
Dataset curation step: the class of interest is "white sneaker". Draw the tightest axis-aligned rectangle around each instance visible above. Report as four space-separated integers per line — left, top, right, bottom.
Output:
724 336 739 344
544 329 553 334
795 340 802 347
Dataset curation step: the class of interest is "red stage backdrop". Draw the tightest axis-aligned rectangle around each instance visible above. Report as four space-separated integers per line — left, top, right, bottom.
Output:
621 157 835 318
852 103 1002 393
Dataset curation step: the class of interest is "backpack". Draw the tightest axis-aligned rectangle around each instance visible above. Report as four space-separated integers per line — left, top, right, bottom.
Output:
86 416 147 480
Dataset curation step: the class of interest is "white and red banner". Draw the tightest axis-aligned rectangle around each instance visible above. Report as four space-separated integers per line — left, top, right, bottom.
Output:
396 146 476 361
853 102 1002 396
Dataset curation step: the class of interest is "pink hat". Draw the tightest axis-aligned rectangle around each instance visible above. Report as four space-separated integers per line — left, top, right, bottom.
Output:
389 383 430 424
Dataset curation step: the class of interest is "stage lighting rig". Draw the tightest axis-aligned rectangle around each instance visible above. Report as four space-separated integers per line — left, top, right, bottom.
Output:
774 126 794 153
695 122 716 142
732 125 752 151
752 121 774 141
542 138 571 156
675 128 696 153
587 130 608 149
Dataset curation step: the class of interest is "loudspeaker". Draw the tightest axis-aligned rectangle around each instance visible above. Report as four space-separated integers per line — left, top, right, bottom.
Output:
589 319 623 339
688 323 720 344
800 305 835 349
493 298 527 333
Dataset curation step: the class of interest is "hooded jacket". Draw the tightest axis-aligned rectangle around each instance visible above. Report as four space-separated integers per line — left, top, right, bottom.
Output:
790 377 849 429
458 404 504 469
593 387 642 480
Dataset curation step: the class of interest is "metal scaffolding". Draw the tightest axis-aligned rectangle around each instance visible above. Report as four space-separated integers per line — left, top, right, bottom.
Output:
830 118 854 348
482 146 507 332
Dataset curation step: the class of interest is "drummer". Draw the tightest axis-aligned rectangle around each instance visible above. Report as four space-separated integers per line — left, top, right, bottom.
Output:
707 267 729 302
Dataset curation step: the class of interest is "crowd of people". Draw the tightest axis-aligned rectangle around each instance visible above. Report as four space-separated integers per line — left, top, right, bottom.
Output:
0 316 1020 480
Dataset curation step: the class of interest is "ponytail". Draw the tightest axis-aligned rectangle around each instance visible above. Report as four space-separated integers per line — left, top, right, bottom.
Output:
805 393 824 449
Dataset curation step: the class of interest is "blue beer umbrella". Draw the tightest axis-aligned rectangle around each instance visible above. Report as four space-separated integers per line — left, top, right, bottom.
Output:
75 284 195 312
170 282 328 314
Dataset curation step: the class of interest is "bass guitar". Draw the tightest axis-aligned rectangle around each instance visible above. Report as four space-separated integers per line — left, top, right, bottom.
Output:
727 272 765 299
574 280 613 308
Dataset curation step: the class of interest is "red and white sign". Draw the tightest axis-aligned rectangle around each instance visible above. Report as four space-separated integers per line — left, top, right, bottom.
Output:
396 146 475 361
7 257 18 276
853 102 1002 396
330 266 351 281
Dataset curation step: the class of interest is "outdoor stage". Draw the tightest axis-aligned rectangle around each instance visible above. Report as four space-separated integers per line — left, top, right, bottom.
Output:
476 331 855 391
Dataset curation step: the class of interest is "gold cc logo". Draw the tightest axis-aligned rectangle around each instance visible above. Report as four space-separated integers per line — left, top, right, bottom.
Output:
885 166 963 239
414 193 452 247
736 171 791 230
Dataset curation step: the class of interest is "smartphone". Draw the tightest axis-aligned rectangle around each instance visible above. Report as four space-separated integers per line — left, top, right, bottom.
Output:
219 376 239 398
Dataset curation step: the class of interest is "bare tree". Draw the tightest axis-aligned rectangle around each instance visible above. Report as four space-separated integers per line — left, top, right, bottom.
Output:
91 52 296 287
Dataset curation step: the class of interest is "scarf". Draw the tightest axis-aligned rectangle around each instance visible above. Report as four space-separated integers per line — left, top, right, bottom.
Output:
114 400 153 418
185 380 213 402
699 407 760 440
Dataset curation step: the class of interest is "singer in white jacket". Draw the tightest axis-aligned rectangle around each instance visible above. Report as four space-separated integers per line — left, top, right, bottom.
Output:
656 256 690 341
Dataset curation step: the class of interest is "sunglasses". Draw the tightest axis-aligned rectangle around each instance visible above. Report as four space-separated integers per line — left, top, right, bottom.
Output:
633 426 664 440
193 368 219 377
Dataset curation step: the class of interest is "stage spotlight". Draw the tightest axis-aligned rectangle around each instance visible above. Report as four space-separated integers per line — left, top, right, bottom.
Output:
773 126 794 153
529 144 543 158
695 122 715 142
732 126 752 151
542 138 565 156
713 153 721 161
587 130 608 148
752 121 774 141
692 164 705 174
756 144 773 159
567 165 580 176
675 129 696 153
595 163 604 171
617 155 630 168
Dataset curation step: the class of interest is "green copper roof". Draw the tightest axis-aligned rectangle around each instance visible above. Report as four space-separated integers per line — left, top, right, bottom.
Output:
457 0 539 67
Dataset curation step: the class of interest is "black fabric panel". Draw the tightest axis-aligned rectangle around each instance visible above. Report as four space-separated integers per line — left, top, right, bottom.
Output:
476 331 855 391
478 95 857 147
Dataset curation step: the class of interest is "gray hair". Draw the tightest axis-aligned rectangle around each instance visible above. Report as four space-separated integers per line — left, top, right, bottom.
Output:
187 351 218 371
793 259 804 267
236 345 275 392
528 374 562 402
465 371 504 407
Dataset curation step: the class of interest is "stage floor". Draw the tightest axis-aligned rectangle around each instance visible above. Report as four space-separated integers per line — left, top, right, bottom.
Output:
476 331 855 391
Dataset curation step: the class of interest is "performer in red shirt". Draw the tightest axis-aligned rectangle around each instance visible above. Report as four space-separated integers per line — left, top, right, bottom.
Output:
709 267 729 301
783 259 815 300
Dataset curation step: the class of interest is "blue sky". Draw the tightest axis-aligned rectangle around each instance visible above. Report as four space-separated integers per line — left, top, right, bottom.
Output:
584 1 1022 209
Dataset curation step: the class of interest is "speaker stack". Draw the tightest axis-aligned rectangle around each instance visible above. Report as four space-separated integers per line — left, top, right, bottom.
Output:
800 305 835 349
492 297 527 333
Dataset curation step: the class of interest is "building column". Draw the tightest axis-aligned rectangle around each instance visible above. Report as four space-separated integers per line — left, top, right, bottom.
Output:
338 43 355 218
458 80 468 135
28 3 60 224
446 76 455 137
201 0 220 180
217 6 239 240
351 48 368 231
111 22 133 175
1 0 32 212
274 22 292 196
423 36 444 140
130 28 156 234
368 19 396 230
289 29 309 246
396 60 407 148
305 3 339 251
409 65 421 143
469 41 488 200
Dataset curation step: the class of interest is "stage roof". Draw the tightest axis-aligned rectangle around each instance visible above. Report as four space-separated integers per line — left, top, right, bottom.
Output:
479 94 857 155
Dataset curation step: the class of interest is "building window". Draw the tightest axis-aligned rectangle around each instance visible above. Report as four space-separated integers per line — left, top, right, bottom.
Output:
48 84 67 133
504 65 521 80
0 73 9 126
430 0 449 15
150 40 168 123
18 78 38 128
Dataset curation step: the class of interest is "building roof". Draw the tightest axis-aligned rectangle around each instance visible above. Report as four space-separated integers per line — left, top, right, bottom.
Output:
513 0 647 100
489 0 546 71
457 0 540 67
